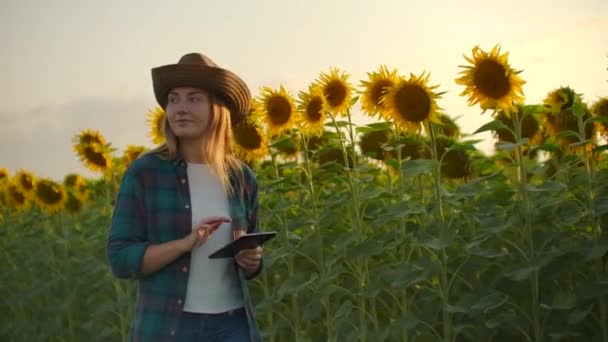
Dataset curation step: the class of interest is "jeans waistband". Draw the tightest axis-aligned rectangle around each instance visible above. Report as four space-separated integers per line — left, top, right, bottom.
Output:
182 307 245 318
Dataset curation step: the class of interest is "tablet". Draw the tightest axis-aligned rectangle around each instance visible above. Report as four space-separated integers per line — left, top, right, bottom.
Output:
208 232 277 259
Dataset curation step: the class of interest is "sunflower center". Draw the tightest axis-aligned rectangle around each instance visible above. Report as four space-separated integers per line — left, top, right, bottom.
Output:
81 134 103 145
324 81 347 108
394 84 432 122
267 96 292 125
371 80 393 106
474 59 510 99
19 175 34 191
36 182 63 204
9 186 26 204
597 101 608 117
66 193 82 213
83 147 109 167
306 97 324 122
234 122 263 150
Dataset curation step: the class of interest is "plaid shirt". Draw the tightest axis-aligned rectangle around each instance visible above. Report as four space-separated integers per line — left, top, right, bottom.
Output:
106 152 263 342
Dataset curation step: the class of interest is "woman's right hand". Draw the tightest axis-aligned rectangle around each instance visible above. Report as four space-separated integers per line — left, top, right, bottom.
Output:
180 216 232 252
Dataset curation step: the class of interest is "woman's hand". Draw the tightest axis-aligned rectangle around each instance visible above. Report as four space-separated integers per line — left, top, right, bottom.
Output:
235 246 263 275
180 216 231 252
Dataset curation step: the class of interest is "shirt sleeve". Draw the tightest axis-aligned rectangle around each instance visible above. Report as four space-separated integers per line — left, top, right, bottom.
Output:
106 164 149 279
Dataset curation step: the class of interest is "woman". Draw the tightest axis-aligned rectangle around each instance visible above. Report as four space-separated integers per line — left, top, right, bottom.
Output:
107 53 263 342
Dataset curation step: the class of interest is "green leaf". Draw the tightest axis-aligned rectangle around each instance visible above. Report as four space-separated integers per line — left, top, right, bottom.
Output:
568 305 594 325
473 120 509 134
471 291 509 312
556 130 579 139
400 159 435 177
593 144 608 153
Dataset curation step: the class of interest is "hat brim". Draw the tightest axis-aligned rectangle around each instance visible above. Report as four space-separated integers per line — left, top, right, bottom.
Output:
151 64 251 126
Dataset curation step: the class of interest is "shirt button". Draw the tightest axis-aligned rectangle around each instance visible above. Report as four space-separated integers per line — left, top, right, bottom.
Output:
177 299 183 305
182 266 188 272
181 178 186 184
170 330 176 336
185 204 190 209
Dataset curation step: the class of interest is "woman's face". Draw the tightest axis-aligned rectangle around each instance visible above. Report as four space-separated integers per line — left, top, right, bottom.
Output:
165 87 212 140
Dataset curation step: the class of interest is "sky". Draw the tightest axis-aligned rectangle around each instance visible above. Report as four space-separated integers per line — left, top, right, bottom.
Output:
1 0 607 180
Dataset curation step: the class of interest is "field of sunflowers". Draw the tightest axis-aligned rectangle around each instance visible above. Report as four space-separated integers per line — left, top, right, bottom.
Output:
2 44 608 341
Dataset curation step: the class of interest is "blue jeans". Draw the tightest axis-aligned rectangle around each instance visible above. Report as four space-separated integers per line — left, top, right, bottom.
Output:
175 307 250 342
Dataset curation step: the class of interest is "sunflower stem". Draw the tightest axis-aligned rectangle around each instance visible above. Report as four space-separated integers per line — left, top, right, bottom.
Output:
299 130 336 340
393 122 411 342
269 152 301 339
511 111 541 342
329 111 371 340
576 114 608 342
428 123 452 342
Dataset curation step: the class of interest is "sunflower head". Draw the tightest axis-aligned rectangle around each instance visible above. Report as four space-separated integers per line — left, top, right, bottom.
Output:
64 192 83 215
455 44 525 115
543 86 580 115
0 167 8 182
591 97 608 139
381 72 442 133
359 128 391 160
430 136 473 179
79 145 112 172
318 144 355 169
315 68 353 115
73 129 106 147
146 107 166 145
15 170 36 194
271 129 300 157
435 113 461 138
541 101 595 150
258 85 297 137
122 145 147 166
6 182 29 211
384 134 425 164
64 173 88 201
495 105 543 145
297 86 328 136
359 65 399 119
232 113 268 163
34 178 67 213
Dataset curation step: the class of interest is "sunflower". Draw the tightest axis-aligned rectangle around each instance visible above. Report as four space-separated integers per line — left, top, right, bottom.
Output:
64 192 83 215
435 113 461 138
543 86 579 115
314 67 353 115
495 105 544 145
258 85 297 137
64 174 88 201
7 182 29 211
34 178 67 213
359 65 399 119
272 129 300 157
122 145 147 166
0 167 8 182
541 102 595 150
15 170 36 195
359 128 391 160
79 145 112 172
297 86 328 136
146 107 166 145
455 44 525 115
429 136 473 179
73 129 106 147
591 97 608 139
232 114 268 163
381 72 442 133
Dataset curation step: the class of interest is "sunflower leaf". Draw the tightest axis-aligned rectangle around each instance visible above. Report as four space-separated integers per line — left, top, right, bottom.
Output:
538 143 561 152
556 130 579 139
400 159 435 177
593 144 608 153
473 120 508 134
586 116 608 125
569 139 592 148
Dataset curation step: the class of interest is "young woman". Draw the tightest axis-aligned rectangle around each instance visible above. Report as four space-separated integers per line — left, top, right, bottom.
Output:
107 53 263 341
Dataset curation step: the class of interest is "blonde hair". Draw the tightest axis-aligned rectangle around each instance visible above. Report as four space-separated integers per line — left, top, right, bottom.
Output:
147 93 243 195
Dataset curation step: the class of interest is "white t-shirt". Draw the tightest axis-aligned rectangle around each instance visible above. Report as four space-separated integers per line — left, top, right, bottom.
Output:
183 163 244 313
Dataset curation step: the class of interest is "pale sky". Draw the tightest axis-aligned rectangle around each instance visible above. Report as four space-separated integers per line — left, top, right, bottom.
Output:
2 0 607 180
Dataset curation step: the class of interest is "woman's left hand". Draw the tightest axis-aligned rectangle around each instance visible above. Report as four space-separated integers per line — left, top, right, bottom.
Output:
235 246 263 275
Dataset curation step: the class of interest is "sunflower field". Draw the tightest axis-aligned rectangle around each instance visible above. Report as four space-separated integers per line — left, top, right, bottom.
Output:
2 44 608 341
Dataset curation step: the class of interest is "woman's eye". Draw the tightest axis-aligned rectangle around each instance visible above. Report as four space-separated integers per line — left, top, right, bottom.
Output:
190 97 200 102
